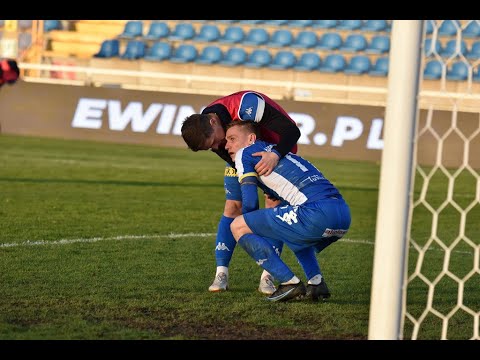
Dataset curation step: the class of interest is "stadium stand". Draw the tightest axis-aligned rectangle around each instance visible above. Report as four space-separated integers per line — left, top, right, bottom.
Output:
15 19 476 107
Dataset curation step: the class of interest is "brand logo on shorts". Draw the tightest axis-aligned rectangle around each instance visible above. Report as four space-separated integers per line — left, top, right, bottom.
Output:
322 228 348 238
275 207 299 225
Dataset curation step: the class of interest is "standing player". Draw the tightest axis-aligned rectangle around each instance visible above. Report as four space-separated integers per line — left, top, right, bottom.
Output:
225 121 351 302
181 90 301 295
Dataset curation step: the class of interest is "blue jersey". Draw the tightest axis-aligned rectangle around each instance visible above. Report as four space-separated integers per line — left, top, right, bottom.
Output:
235 140 342 210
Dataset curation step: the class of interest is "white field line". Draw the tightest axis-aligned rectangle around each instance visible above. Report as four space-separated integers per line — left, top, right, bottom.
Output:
0 234 474 255
0 233 374 249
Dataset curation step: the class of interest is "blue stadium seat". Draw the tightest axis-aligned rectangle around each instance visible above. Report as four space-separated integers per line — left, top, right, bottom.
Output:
93 39 120 58
312 20 338 29
195 45 223 64
288 20 314 28
266 29 294 48
446 61 469 81
121 40 146 60
316 32 342 50
268 50 297 69
218 47 247 66
44 20 62 32
368 57 389 76
365 35 390 54
293 52 322 71
218 26 245 44
318 54 346 73
339 34 368 52
424 38 442 57
440 39 467 58
168 23 196 41
438 20 461 36
463 21 480 38
291 30 318 49
423 59 443 80
144 41 172 61
143 21 169 41
362 20 388 32
424 20 434 35
466 41 480 60
243 28 269 46
170 44 198 63
336 20 362 30
118 20 143 39
192 24 221 42
244 49 272 68
344 55 371 75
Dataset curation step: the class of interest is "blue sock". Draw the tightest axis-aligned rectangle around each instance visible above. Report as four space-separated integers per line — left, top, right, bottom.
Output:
215 216 236 267
263 236 284 257
295 247 322 280
238 233 294 283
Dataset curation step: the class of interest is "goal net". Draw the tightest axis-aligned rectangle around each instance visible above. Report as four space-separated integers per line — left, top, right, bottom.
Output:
402 19 480 340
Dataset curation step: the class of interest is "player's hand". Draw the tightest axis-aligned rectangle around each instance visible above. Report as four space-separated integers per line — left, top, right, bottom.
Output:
253 151 280 176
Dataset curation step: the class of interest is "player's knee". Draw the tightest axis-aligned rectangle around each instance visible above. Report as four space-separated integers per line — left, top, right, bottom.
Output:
230 216 247 241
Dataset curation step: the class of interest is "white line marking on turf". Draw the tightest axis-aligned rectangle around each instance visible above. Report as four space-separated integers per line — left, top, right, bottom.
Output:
0 234 473 255
0 233 217 248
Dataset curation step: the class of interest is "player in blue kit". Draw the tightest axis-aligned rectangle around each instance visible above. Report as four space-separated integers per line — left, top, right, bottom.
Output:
225 121 351 302
181 90 300 295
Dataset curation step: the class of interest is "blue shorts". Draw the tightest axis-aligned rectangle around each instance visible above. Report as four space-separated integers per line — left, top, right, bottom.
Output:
243 198 351 253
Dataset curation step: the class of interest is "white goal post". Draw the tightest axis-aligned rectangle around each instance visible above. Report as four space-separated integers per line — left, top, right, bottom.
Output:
368 20 423 340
